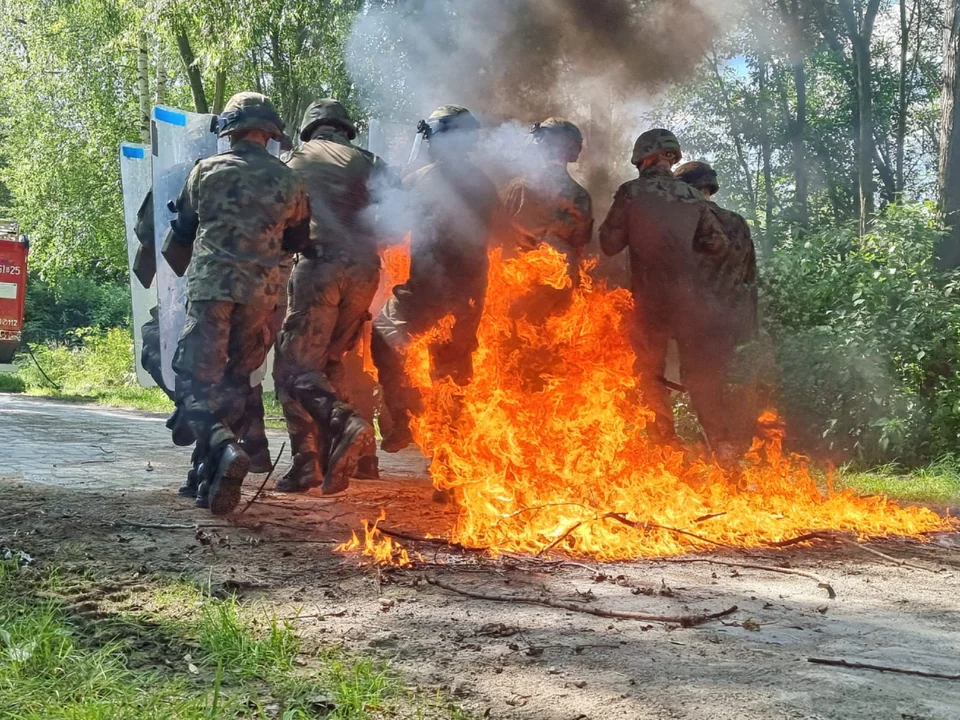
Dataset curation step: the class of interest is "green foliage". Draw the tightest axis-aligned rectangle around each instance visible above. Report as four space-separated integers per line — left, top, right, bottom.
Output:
18 326 137 395
0 373 25 392
838 456 960 505
25 275 131 345
0 0 140 283
763 203 960 463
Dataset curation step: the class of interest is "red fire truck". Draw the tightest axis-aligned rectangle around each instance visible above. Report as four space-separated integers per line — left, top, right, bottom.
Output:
0 219 28 367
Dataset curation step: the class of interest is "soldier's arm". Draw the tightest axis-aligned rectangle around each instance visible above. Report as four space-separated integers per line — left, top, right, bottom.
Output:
598 187 628 256
281 181 312 254
692 203 729 256
168 166 200 245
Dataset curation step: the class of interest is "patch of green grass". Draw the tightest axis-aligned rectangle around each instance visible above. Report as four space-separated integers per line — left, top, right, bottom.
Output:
0 372 25 392
837 456 960 505
0 562 217 719
0 566 471 720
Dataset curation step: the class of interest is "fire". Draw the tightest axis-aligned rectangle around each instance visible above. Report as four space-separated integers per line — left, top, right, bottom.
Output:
395 244 951 560
335 510 413 567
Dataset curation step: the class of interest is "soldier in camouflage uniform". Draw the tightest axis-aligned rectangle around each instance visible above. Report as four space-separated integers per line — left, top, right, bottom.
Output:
371 105 502 454
674 161 760 454
273 99 391 495
167 92 311 515
500 118 593 324
599 129 731 452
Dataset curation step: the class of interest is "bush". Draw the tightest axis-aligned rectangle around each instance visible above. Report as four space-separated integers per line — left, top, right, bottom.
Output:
18 326 138 395
24 275 131 345
762 203 960 464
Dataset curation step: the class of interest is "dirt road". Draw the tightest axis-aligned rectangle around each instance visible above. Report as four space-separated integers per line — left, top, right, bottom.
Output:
2 393 959 720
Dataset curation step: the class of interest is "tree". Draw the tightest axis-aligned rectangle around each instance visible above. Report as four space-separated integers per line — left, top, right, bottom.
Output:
939 0 960 267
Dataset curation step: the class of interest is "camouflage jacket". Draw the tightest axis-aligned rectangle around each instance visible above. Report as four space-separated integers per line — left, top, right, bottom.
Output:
707 202 758 340
599 166 728 315
500 164 593 258
284 129 395 262
395 160 502 312
176 140 310 307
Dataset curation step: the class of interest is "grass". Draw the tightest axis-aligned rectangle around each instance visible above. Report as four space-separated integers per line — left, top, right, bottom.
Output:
837 456 960 505
0 562 470 719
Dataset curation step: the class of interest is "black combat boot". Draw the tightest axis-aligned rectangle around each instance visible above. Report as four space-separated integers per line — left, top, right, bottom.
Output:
354 454 380 480
321 409 375 496
240 437 272 474
274 453 321 493
205 442 250 516
178 464 202 498
166 407 197 447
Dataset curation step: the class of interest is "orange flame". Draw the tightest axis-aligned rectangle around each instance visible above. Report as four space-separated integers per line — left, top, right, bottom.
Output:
392 245 951 559
336 510 413 567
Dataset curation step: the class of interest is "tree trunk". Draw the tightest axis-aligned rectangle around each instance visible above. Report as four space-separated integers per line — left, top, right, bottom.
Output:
212 69 227 114
136 34 150 144
172 21 209 114
777 0 809 226
896 0 908 198
938 0 960 268
155 48 167 105
758 54 776 252
839 0 882 233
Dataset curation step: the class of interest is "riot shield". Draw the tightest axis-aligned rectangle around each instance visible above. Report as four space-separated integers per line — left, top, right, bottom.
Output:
152 107 279 392
151 106 220 390
119 143 156 387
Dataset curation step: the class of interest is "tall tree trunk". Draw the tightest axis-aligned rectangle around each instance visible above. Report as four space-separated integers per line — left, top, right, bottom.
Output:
136 34 150 144
212 69 227 114
172 21 209 114
155 48 167 105
758 54 776 253
896 0 909 198
938 0 960 268
839 0 882 232
777 0 809 226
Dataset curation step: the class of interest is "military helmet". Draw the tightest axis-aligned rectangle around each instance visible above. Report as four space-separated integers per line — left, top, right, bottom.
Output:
631 128 682 166
419 105 481 137
299 98 357 142
217 92 285 139
674 161 719 195
532 117 583 163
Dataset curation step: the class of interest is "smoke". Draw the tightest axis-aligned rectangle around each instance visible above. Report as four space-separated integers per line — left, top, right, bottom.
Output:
348 0 744 203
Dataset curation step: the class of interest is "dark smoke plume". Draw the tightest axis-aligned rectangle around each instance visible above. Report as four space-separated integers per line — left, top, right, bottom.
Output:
349 0 741 230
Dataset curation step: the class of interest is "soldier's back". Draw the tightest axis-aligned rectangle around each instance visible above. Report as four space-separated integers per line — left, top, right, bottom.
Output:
286 131 386 250
188 140 304 307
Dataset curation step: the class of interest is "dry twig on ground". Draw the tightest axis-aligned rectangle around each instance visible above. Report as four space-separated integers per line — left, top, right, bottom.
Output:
808 658 960 680
426 576 737 627
240 442 286 515
661 557 837 599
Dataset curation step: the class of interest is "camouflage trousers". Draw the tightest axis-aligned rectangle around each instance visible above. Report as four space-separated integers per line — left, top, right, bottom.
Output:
371 289 484 432
630 308 736 450
140 305 174 401
172 300 274 457
275 252 380 458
